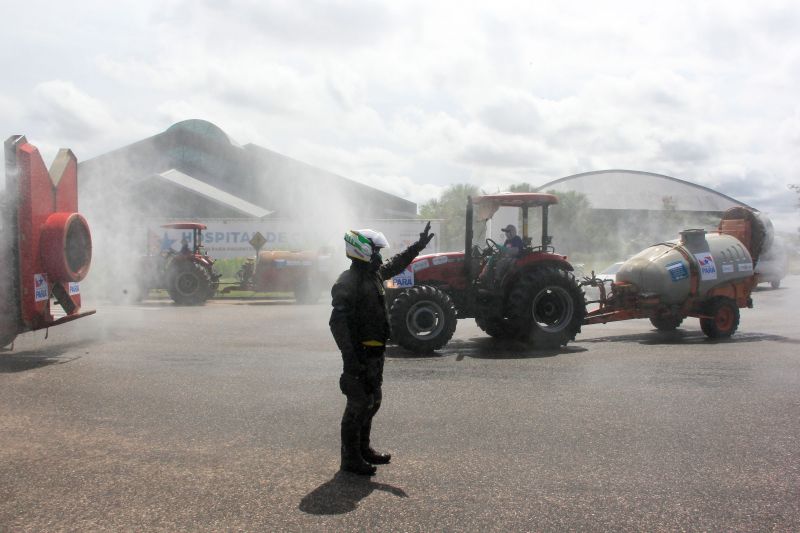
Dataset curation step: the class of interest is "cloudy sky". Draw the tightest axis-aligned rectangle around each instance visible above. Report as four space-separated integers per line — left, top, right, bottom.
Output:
1 0 799 231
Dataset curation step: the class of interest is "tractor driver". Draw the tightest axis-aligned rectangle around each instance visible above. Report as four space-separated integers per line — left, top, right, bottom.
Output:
489 224 524 286
329 222 435 476
500 224 523 256
478 224 524 287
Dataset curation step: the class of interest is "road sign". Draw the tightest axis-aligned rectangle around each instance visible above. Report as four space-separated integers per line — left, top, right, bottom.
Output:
249 231 267 252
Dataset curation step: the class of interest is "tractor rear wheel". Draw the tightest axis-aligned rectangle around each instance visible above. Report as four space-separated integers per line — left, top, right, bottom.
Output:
167 261 213 305
650 314 684 331
389 285 457 353
507 266 585 349
700 297 739 338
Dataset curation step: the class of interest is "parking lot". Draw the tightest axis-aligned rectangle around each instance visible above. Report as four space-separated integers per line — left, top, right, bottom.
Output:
1 277 799 531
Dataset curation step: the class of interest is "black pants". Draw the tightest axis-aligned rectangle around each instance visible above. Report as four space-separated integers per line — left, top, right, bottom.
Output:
340 347 385 450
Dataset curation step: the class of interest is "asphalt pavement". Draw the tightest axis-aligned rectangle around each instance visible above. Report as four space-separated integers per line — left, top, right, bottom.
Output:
1 277 798 531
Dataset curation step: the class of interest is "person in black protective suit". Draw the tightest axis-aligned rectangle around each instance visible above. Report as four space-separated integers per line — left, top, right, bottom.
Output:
329 222 435 475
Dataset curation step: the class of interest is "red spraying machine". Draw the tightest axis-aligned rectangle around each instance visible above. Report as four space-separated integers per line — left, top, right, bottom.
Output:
0 135 94 349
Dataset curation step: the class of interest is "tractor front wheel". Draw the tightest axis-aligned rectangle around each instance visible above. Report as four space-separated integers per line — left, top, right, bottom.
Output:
507 267 585 349
389 285 457 353
167 261 213 305
700 297 740 338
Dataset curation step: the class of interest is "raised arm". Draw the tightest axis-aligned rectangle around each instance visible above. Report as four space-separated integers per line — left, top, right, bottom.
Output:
379 221 435 279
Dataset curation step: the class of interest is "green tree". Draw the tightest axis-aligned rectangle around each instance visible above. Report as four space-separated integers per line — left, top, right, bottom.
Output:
420 183 482 251
542 189 615 256
505 187 623 266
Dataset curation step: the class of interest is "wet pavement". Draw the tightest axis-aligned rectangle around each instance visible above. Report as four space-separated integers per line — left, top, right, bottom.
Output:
1 277 799 531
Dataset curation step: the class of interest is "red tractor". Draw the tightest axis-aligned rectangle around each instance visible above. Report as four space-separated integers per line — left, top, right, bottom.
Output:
138 223 220 305
386 193 586 353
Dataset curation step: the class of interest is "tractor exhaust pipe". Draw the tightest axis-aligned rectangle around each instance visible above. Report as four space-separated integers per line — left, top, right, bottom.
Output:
541 203 551 250
464 196 473 283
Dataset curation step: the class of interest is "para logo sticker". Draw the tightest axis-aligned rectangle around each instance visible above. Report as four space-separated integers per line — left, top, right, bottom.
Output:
34 273 49 302
391 268 415 288
68 282 80 295
694 253 718 281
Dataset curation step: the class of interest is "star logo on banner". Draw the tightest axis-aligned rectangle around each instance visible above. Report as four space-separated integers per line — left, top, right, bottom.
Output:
160 232 177 252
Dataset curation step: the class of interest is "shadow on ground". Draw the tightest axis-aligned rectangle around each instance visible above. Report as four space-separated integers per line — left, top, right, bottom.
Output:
299 471 408 515
581 329 800 346
234 300 300 306
0 339 89 373
386 337 588 361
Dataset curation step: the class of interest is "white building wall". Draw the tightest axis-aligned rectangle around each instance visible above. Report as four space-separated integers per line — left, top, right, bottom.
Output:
148 218 441 259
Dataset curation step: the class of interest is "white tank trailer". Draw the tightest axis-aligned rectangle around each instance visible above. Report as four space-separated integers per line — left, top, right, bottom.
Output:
584 207 770 338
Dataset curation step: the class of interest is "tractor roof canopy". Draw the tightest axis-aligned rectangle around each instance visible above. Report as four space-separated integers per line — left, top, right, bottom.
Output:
472 192 558 222
161 222 207 230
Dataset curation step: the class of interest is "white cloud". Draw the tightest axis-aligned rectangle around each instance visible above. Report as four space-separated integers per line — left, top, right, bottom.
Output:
31 80 115 140
2 0 800 231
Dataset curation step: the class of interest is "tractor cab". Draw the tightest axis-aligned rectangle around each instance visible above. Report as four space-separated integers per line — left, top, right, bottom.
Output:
469 192 559 251
466 192 568 291
161 222 208 258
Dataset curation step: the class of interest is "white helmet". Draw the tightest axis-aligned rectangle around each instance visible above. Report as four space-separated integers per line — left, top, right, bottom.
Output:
344 229 390 262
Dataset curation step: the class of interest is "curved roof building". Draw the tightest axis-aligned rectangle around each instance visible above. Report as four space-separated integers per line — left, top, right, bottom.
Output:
79 119 417 220
537 170 751 213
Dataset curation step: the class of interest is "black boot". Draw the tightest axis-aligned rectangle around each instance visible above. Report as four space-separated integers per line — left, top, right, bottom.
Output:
362 446 391 465
341 426 376 476
361 421 391 465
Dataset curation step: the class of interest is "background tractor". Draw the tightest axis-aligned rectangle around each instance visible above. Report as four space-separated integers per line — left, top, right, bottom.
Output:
139 222 220 305
386 193 586 353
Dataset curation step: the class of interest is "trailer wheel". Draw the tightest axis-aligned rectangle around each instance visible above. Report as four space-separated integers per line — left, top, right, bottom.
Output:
389 285 457 353
507 266 586 349
700 297 740 338
650 314 684 331
771 280 781 289
167 261 212 306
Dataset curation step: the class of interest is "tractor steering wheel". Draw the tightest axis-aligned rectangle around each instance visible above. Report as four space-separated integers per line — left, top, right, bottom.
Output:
485 238 502 255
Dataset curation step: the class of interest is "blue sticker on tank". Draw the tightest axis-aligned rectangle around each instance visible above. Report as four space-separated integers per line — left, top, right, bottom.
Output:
666 261 689 282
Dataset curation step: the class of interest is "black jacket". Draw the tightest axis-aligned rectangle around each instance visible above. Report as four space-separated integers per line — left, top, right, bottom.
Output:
329 243 422 373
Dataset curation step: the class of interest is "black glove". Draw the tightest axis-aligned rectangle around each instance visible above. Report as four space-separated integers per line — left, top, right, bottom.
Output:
416 221 435 250
339 372 364 396
342 353 366 377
